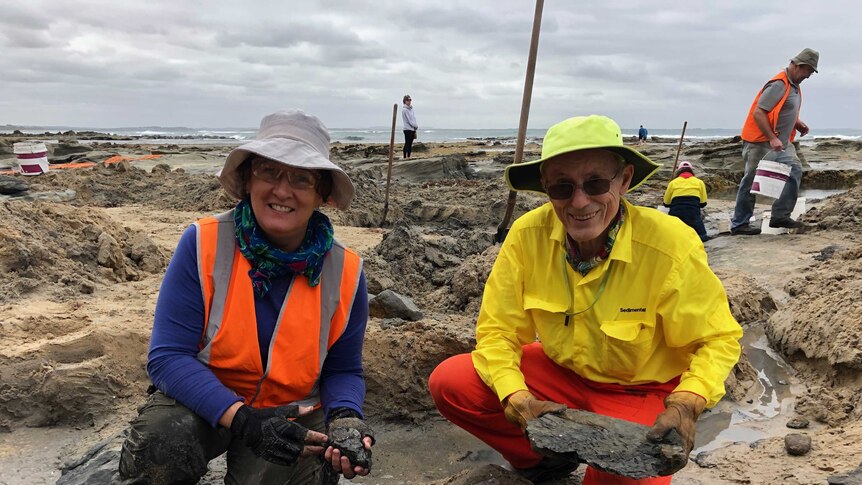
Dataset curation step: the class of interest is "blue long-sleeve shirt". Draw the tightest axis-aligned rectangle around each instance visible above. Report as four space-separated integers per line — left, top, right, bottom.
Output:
147 224 368 428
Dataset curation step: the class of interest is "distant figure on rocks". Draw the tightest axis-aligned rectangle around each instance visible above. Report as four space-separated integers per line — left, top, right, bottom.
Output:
429 115 742 484
664 161 709 241
731 48 819 236
638 124 648 144
118 110 374 484
402 94 418 159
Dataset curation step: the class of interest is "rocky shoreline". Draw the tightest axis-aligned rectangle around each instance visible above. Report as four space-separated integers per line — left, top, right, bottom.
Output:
1 135 862 484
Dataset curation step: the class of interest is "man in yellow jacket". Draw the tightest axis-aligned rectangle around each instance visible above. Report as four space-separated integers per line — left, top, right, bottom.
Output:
429 115 742 484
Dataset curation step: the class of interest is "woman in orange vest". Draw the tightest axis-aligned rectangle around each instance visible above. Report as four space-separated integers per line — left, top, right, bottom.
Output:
663 161 709 241
119 110 373 484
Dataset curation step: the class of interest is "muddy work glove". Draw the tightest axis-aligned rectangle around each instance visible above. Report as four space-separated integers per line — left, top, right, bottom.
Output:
503 390 567 431
646 391 707 457
230 404 308 466
326 408 375 469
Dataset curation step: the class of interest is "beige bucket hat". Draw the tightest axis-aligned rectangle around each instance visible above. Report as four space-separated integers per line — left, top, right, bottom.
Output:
791 48 819 73
217 109 355 210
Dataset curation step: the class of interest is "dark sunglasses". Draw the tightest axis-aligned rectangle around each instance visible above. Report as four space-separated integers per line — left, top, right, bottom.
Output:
544 167 622 200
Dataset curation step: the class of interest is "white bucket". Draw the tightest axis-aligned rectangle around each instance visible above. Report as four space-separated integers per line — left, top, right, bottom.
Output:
750 160 790 198
13 141 49 176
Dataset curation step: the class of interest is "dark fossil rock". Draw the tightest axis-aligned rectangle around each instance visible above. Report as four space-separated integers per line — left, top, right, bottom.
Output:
327 417 373 469
527 409 687 479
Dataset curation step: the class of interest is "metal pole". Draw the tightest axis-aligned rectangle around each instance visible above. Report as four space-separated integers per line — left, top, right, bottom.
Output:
382 103 397 226
671 120 688 174
495 0 544 243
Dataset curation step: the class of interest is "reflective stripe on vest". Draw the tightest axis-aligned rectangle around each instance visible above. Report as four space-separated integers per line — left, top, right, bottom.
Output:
741 70 802 144
193 210 363 408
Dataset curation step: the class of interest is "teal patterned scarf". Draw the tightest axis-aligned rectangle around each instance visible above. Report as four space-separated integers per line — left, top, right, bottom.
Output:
233 198 334 297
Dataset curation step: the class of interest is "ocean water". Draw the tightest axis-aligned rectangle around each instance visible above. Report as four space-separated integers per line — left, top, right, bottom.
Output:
2 125 861 144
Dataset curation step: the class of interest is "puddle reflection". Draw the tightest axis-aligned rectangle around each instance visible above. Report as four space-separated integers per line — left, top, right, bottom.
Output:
694 324 794 453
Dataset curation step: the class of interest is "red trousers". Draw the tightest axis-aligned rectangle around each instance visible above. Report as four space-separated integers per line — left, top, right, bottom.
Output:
429 343 677 485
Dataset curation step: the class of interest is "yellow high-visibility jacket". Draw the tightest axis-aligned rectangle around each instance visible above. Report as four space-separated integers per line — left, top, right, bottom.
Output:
664 174 708 206
472 199 742 407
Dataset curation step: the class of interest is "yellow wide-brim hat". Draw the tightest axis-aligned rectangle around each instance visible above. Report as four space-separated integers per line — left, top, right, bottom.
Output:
506 115 661 195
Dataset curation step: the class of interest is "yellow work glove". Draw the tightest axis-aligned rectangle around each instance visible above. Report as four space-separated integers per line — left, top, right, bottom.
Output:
502 390 567 431
646 391 707 456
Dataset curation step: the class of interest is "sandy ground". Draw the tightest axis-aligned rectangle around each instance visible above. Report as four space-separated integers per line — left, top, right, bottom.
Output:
2 137 862 484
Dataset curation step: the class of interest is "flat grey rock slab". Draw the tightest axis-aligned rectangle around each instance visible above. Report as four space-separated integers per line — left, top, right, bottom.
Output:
828 462 862 485
527 409 687 479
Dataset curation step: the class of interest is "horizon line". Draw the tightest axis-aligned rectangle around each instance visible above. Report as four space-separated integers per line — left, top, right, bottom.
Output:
2 123 862 132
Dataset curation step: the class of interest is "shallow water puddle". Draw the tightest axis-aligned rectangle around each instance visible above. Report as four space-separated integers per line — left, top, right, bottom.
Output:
694 324 796 453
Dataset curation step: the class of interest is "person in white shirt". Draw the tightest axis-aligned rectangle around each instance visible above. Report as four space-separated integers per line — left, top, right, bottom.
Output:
401 95 418 159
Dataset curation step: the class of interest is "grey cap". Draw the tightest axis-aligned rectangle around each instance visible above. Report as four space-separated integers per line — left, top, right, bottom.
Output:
791 48 819 73
217 110 355 210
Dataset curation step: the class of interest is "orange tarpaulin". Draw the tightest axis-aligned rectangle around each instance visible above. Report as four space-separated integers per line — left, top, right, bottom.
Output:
52 161 98 170
1 162 97 174
103 154 162 165
0 154 162 175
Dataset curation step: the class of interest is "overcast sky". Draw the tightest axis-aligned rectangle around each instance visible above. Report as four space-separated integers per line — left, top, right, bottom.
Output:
1 1 859 131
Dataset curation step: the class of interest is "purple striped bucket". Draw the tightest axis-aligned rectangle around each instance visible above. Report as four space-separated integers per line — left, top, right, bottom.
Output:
750 160 790 198
13 142 49 175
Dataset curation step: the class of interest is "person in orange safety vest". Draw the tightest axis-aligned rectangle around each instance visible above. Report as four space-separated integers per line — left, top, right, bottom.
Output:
731 48 819 236
118 110 374 484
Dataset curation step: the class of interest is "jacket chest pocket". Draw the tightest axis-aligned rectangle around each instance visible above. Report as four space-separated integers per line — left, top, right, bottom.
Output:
524 294 568 315
523 294 573 343
599 319 656 379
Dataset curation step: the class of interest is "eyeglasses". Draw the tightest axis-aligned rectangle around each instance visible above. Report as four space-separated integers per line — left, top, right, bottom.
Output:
544 167 622 200
250 159 318 190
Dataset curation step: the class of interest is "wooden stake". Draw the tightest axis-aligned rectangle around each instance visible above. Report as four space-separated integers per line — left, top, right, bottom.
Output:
495 0 544 243
671 120 688 174
382 103 397 226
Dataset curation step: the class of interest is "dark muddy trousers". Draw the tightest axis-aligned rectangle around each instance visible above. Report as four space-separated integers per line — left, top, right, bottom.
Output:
403 130 415 158
668 196 708 241
117 391 330 485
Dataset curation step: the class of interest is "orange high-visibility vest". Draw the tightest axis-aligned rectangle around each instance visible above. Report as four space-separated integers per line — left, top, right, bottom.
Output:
741 70 802 144
193 211 363 408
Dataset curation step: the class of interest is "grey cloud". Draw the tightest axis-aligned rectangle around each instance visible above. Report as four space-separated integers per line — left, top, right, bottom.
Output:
233 42 386 68
567 56 651 83
1 1 860 129
404 6 511 35
215 22 363 49
0 4 52 29
0 26 54 48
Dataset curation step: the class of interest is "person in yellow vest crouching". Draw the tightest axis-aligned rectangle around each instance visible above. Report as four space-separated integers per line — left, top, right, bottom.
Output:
429 115 742 484
119 110 373 484
663 161 709 242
